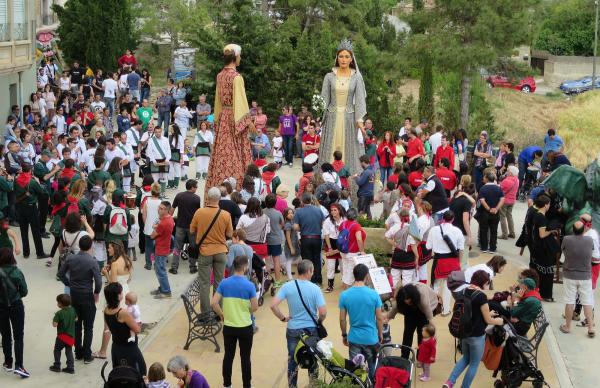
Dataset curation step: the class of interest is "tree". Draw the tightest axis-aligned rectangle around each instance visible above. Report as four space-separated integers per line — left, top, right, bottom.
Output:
418 58 434 124
534 0 596 56
53 0 138 70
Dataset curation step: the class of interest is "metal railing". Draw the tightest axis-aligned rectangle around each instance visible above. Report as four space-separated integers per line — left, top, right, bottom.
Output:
13 21 27 40
0 23 10 42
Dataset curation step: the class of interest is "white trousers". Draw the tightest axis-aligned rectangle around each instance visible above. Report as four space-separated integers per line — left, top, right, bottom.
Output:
391 268 418 289
151 172 168 185
196 156 210 175
326 259 340 280
417 263 428 283
433 278 451 314
168 161 181 181
123 177 132 193
182 164 189 178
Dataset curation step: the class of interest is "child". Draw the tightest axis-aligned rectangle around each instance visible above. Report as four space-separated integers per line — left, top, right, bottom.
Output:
125 292 141 343
128 214 139 261
283 208 300 280
0 212 21 255
331 150 350 189
50 294 77 374
417 324 437 382
146 362 171 388
380 181 400 222
226 229 254 274
182 138 193 181
393 134 406 165
351 154 375 219
339 189 351 211
272 129 284 167
194 121 213 179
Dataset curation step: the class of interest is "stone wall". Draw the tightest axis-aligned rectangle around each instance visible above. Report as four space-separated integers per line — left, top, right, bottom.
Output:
532 50 598 87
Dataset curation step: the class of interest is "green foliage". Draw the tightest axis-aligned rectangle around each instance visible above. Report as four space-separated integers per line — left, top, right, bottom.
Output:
418 59 435 124
365 246 391 268
488 58 539 81
534 0 596 56
53 0 138 70
357 215 386 228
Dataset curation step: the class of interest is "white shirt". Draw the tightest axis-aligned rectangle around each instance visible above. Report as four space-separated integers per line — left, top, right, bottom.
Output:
56 143 66 159
464 263 495 283
91 101 106 113
323 171 341 189
426 223 465 254
147 135 171 162
170 135 185 154
385 222 417 249
193 130 214 147
127 304 141 324
128 223 140 248
83 147 97 172
417 214 434 241
237 214 272 235
322 217 344 239
585 228 600 261
53 115 66 135
127 128 142 148
102 78 118 98
119 74 129 90
174 107 193 134
143 197 162 235
118 142 136 172
104 147 126 169
429 132 443 156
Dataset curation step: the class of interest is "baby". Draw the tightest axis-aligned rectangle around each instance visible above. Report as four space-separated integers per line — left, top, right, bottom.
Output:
125 292 141 342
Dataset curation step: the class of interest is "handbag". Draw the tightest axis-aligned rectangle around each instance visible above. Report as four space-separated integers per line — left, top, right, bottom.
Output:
294 280 328 338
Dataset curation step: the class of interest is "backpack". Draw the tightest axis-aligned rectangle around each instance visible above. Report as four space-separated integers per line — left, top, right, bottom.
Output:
109 207 128 235
374 365 410 388
58 231 82 272
448 288 481 338
337 221 355 254
101 361 145 388
447 270 467 292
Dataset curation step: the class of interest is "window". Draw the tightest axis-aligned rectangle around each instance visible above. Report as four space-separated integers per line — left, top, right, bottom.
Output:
13 0 27 40
42 0 55 26
0 0 8 41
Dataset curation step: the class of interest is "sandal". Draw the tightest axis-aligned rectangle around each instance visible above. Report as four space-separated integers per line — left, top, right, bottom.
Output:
46 259 52 267
91 352 107 359
559 324 570 334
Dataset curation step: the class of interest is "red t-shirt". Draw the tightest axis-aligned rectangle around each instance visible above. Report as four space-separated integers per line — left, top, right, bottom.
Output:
340 220 366 253
406 137 424 158
154 215 175 256
408 171 423 189
436 167 457 191
434 145 455 170
302 133 320 156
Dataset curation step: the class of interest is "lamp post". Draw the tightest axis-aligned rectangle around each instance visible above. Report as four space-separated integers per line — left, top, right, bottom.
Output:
593 0 599 89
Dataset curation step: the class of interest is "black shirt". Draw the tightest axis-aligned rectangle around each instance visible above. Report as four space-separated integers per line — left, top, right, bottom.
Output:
450 196 472 235
121 101 134 114
219 198 242 229
172 191 201 228
478 183 504 209
70 68 83 84
464 288 488 337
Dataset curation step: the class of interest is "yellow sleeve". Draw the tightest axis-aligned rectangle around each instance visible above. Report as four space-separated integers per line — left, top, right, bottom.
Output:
213 83 221 126
233 75 252 134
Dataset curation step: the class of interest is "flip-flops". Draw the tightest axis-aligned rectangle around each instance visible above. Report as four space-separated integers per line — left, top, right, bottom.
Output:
559 324 570 334
91 352 106 359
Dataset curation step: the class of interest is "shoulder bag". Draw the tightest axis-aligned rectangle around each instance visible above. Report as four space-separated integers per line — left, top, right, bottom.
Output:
294 280 328 338
196 209 222 248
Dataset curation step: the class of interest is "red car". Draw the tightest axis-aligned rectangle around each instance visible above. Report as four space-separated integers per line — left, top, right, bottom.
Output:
486 74 536 93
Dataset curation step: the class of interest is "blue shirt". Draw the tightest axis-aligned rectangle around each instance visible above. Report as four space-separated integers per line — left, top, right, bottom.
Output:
339 286 382 345
355 166 375 197
529 185 545 200
544 134 563 155
216 275 256 328
292 205 325 236
276 279 325 330
478 183 504 208
127 72 141 90
518 145 542 164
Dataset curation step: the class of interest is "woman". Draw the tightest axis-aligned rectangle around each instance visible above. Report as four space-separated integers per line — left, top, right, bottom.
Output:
499 165 519 239
377 131 397 184
194 121 213 180
254 106 267 133
30 93 45 118
0 248 29 377
173 81 187 108
237 197 270 259
102 282 146 375
321 162 342 190
205 44 255 194
94 241 133 360
319 39 367 205
462 255 507 291
385 208 419 288
62 212 95 256
18 130 35 165
168 124 184 189
140 69 152 102
69 178 91 220
43 84 57 112
443 270 503 388
167 355 209 388
387 282 439 359
107 157 124 190
530 195 559 302
142 183 161 270
117 49 137 70
323 203 346 292
472 131 492 191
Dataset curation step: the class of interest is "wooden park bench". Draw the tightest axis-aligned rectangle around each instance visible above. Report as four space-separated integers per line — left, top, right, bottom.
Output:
181 277 222 352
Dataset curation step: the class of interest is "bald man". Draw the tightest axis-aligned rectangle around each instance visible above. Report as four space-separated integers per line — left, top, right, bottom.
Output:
561 221 595 335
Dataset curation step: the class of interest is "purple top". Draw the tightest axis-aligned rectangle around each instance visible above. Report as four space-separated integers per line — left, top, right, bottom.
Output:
188 370 210 388
279 114 297 136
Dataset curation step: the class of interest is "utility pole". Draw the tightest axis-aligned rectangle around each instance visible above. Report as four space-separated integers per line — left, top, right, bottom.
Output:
593 0 599 89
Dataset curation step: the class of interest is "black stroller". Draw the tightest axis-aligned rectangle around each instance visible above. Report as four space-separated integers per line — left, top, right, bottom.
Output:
518 165 540 202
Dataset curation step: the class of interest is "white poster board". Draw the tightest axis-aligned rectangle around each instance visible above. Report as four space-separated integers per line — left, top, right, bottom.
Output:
369 267 393 295
353 253 377 269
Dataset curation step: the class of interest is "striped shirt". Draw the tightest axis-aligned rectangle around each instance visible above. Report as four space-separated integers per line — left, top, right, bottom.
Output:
217 275 256 327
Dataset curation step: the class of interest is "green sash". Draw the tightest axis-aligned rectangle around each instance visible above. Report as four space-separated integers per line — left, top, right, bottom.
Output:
118 144 132 177
195 132 211 156
150 137 168 173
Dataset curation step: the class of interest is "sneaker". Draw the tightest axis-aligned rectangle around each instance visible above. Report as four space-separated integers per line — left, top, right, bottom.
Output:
3 362 13 372
62 367 75 374
83 358 94 364
489 249 497 253
442 381 454 388
168 268 178 275
419 376 431 382
154 292 172 299
14 366 30 378
144 264 152 270
190 267 198 274
325 286 334 293
150 288 161 296
49 365 61 373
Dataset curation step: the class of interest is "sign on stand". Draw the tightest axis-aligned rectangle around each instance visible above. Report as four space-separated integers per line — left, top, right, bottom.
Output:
353 254 392 295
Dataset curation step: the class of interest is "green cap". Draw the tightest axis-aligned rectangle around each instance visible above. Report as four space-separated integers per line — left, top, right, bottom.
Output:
42 150 53 157
519 277 536 290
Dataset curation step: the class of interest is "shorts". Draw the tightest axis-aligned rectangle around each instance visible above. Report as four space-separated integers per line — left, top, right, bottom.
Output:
267 244 283 256
564 278 594 306
342 252 360 286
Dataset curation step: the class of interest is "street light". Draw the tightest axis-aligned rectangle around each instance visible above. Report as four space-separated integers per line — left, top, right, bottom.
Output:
593 0 599 89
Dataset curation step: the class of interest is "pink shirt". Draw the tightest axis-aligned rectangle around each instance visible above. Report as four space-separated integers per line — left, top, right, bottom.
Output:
275 197 288 214
500 175 519 205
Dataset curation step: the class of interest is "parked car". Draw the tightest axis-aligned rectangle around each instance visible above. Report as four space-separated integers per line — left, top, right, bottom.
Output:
559 76 600 95
486 74 537 93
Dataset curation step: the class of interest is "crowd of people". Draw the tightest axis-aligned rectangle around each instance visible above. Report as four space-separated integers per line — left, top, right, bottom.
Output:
0 41 596 388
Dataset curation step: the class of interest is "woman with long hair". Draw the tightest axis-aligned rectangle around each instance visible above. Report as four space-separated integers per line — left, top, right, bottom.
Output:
377 131 397 184
43 84 57 112
194 120 214 180
416 200 435 282
236 197 271 259
140 69 152 102
168 124 184 189
107 157 123 190
323 203 346 292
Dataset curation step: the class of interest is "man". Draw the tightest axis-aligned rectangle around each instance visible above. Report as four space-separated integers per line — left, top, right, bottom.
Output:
126 119 143 158
104 138 128 172
429 125 444 156
414 118 428 136
478 172 505 253
250 130 271 161
127 67 141 102
449 183 475 250
433 135 455 171
435 158 457 196
339 264 383 380
575 214 600 324
117 107 131 133
190 187 233 313
506 277 542 336
15 164 50 259
406 129 425 171
156 89 174 135
543 128 564 156
90 94 106 114
418 165 449 218
57 236 102 363
69 127 86 159
561 221 595 336
517 145 543 190
87 157 111 191
146 125 171 196
150 201 175 299
293 193 325 285
53 106 67 136
118 133 136 192
196 94 211 127
4 140 23 175
70 62 83 95
120 93 134 115
211 255 258 388
339 208 367 288
547 150 571 171
219 184 242 229
174 100 194 138
271 260 327 388
136 99 153 130
169 180 201 275
352 155 375 219
426 210 465 315
34 150 60 238
398 117 412 142
72 93 86 113
102 72 118 118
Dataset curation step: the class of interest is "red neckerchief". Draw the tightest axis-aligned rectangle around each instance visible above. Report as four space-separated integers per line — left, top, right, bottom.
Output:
142 185 151 192
522 289 542 301
262 171 275 185
61 167 76 180
51 202 67 216
16 172 32 188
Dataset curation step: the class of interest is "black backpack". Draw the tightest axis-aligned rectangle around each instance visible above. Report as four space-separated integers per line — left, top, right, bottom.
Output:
448 288 481 338
101 361 145 388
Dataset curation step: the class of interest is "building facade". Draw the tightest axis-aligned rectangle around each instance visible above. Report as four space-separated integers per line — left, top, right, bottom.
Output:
0 0 36 120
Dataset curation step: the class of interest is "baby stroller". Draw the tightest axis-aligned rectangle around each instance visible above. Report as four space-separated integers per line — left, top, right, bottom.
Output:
101 361 145 388
491 321 547 388
294 333 371 387
373 344 415 388
518 165 540 202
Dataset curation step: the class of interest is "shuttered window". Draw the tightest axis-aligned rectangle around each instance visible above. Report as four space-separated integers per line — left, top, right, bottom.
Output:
13 0 27 40
0 0 8 41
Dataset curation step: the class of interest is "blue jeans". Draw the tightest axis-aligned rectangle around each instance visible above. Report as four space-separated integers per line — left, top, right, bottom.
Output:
448 335 485 388
349 342 378 381
157 111 171 135
140 88 151 102
380 167 392 185
144 235 155 268
473 166 484 191
518 160 527 189
130 89 141 102
282 135 295 165
154 255 171 293
286 327 318 387
104 97 115 119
